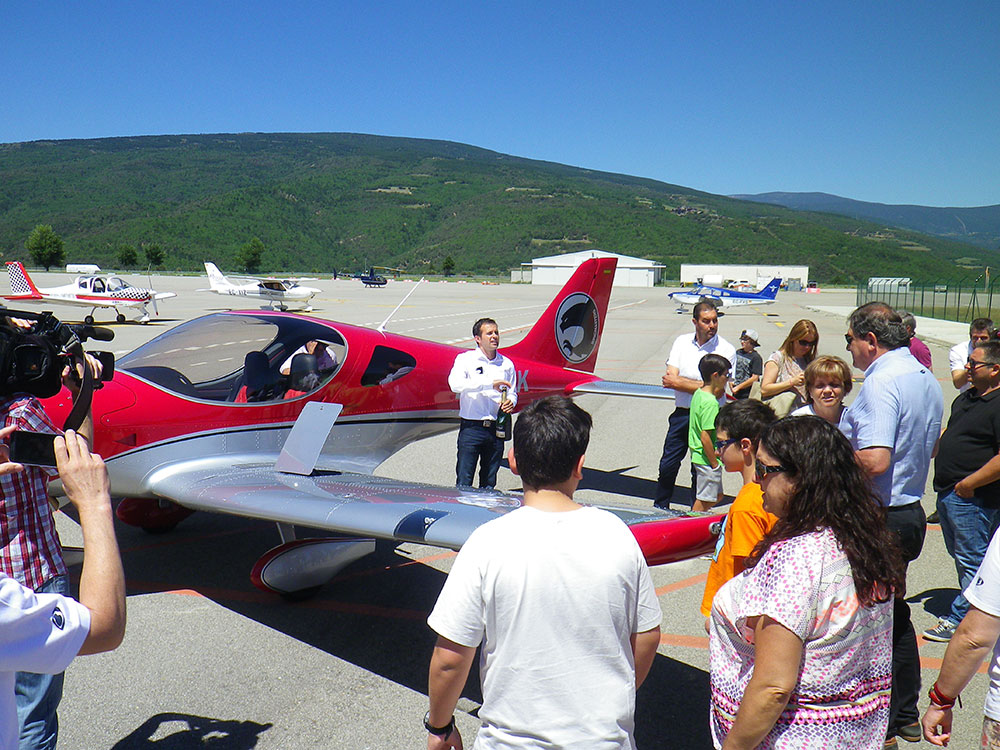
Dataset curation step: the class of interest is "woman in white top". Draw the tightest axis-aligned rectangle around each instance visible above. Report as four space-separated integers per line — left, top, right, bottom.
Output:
790 355 853 426
759 320 818 415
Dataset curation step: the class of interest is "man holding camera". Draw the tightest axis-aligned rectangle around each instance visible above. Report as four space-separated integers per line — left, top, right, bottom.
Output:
0 349 100 750
0 426 125 750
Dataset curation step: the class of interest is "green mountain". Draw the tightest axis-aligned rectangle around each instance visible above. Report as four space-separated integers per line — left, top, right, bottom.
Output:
0 132 995 283
732 191 1000 250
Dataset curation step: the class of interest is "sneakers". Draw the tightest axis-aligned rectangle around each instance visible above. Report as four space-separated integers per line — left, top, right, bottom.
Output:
927 509 940 524
884 737 898 749
922 619 958 643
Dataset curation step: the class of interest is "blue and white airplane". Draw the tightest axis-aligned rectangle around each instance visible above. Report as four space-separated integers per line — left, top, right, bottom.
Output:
668 278 782 310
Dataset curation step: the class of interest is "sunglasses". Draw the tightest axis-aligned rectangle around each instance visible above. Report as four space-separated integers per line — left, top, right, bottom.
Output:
843 333 855 345
798 339 817 348
755 459 788 478
967 359 992 370
714 437 740 453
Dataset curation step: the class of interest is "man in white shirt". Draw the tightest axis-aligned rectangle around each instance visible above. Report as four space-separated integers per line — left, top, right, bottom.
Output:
949 318 993 393
448 318 517 489
0 428 126 750
655 301 736 509
425 397 661 749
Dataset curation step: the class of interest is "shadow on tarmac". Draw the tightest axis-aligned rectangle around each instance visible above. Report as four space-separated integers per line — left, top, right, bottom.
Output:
113 509 713 747
909 586 959 620
110 713 272 749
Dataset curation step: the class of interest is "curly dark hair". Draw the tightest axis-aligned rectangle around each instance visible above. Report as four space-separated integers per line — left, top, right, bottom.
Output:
747 416 905 606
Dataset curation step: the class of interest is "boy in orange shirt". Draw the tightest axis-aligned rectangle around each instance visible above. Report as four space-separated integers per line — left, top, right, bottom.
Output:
700 398 778 617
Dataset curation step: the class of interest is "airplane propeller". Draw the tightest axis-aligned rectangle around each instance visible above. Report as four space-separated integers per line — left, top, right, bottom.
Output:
147 265 159 316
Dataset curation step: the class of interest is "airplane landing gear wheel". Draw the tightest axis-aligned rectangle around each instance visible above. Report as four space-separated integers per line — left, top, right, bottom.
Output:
84 315 95 324
116 313 126 323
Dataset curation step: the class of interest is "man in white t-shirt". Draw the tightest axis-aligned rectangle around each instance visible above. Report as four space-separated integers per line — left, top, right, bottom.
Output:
949 318 993 393
922 527 1000 747
0 428 126 750
424 397 662 749
655 301 736 509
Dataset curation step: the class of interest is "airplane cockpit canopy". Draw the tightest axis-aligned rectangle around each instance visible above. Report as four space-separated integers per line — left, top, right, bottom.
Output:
106 277 130 292
118 313 346 403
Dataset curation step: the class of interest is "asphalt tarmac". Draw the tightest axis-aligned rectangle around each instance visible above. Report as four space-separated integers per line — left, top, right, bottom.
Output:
19 271 982 749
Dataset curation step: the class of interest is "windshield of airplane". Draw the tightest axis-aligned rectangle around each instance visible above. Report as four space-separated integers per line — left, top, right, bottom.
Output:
118 313 346 402
106 277 129 291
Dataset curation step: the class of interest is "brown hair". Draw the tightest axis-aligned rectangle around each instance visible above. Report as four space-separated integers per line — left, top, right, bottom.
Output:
803 356 853 403
779 319 819 363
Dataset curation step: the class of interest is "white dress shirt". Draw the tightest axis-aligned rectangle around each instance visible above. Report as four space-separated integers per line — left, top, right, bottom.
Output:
449 348 518 421
949 340 973 392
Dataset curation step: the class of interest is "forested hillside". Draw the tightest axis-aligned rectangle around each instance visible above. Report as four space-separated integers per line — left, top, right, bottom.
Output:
0 133 994 283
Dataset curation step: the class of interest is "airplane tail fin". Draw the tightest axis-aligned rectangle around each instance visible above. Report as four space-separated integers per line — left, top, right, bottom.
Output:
504 257 617 374
759 278 781 299
204 262 232 290
6 262 43 298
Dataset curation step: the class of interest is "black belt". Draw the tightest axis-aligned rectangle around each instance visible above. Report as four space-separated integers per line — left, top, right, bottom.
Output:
461 417 496 428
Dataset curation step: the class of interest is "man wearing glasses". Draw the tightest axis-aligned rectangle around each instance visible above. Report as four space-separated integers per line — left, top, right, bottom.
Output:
925 340 1000 645
655 301 735 509
841 302 943 748
950 318 993 393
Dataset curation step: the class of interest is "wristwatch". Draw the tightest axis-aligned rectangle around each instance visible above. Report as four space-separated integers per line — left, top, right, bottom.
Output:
424 711 455 737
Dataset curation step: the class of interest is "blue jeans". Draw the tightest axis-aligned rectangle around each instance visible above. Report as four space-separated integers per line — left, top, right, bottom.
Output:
655 407 690 505
937 490 1000 626
456 421 504 489
16 574 68 750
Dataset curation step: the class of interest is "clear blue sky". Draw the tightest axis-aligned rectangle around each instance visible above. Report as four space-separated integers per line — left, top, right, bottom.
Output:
3 1 998 207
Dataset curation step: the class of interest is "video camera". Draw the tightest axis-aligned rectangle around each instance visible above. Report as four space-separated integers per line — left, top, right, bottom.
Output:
0 307 114 399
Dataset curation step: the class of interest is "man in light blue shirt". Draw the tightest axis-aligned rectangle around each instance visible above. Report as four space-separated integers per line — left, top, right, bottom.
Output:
842 302 943 748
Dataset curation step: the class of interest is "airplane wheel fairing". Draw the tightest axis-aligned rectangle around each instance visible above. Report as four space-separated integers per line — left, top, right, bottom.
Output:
116 497 195 533
251 537 376 596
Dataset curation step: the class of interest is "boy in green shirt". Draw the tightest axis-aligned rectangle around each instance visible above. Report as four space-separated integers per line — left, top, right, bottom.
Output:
688 353 731 512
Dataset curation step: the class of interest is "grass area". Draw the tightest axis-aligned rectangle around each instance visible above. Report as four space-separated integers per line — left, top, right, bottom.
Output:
1 132 996 283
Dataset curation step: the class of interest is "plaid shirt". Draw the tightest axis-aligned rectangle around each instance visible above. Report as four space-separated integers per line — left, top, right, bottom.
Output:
0 395 66 590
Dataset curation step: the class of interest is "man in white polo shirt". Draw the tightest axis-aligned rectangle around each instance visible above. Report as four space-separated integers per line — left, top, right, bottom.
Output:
950 318 993 393
448 318 517 489
655 301 735 509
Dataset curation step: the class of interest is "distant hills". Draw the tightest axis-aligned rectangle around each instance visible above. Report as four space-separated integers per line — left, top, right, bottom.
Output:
733 192 1000 250
0 132 997 283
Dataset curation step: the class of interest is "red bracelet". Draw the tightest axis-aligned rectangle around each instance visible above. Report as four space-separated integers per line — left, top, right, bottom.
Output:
928 682 957 709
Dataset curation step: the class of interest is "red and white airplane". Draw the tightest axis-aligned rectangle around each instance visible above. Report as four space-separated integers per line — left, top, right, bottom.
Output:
5 262 176 324
40 258 720 597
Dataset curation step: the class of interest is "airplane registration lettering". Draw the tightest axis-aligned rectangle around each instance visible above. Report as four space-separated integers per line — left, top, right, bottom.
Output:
517 369 529 393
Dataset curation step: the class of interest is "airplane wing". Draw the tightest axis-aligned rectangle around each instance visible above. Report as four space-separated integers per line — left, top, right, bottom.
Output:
143 461 717 566
570 380 676 400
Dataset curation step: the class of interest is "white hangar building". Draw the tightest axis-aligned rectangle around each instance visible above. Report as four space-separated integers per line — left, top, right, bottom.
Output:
680 264 810 289
515 250 665 287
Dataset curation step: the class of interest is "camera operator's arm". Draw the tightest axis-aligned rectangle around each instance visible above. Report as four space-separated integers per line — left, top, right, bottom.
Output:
61 353 103 444
55 430 126 655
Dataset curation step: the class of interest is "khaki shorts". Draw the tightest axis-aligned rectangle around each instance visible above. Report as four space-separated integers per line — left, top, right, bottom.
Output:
693 462 723 502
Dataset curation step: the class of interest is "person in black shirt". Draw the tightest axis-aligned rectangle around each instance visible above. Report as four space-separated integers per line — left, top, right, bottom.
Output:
927 339 1000 643
731 329 763 400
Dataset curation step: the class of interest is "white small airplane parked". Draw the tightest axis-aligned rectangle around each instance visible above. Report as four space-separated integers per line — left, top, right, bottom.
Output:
668 278 782 311
4 262 175 324
202 262 320 311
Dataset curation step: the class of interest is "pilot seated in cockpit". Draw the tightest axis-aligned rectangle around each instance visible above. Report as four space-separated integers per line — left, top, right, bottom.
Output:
279 340 336 376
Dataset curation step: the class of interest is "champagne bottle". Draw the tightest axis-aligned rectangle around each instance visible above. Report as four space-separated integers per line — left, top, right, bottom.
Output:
495 386 511 441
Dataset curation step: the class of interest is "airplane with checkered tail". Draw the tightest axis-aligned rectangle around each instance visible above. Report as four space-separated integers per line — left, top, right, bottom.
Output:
37 257 720 599
4 261 176 324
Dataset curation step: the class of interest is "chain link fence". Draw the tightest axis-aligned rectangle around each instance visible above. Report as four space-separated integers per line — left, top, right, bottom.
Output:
857 275 999 323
